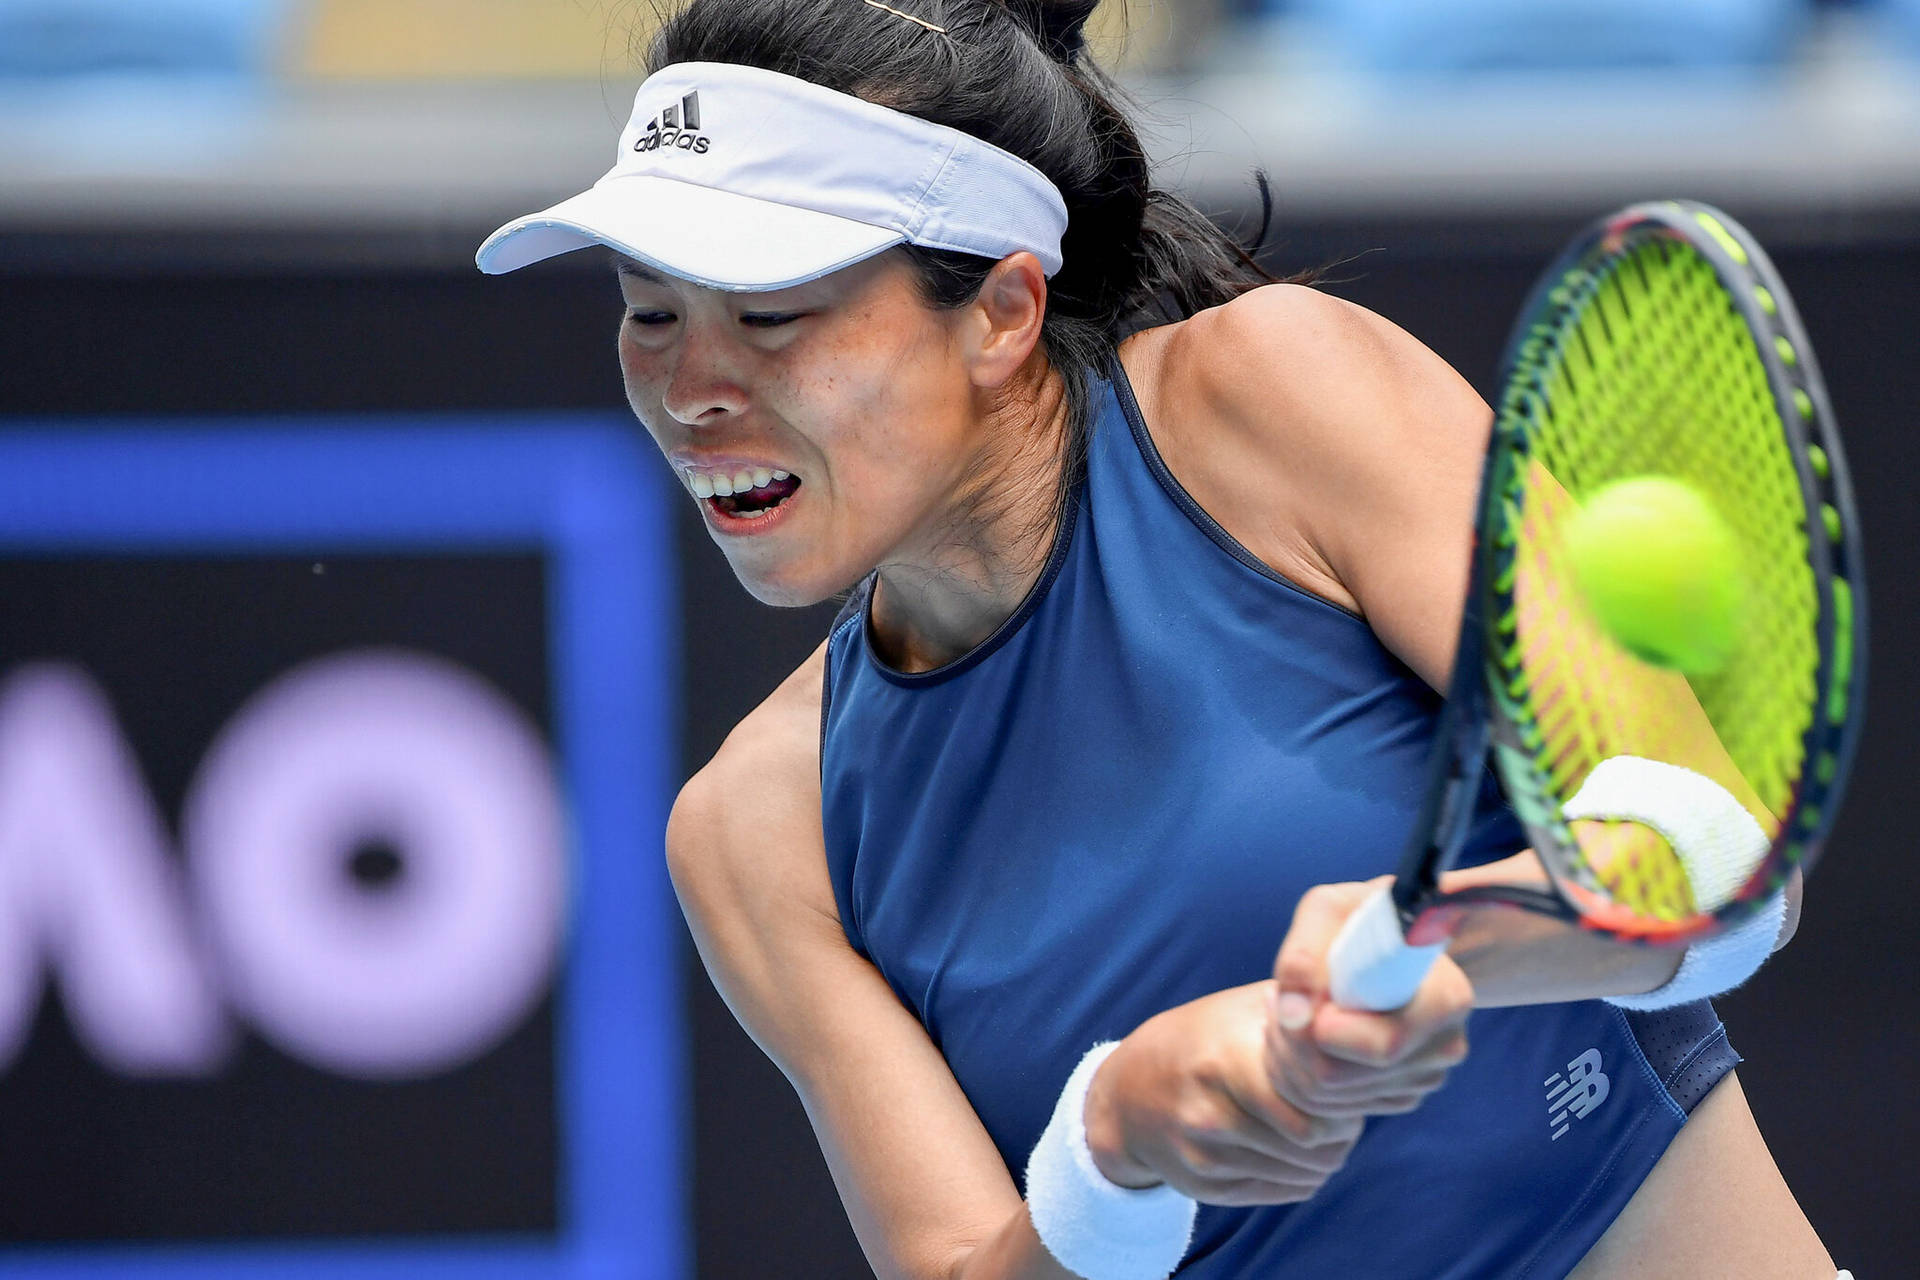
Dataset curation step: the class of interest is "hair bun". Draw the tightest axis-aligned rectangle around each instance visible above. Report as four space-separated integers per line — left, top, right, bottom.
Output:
998 0 1099 63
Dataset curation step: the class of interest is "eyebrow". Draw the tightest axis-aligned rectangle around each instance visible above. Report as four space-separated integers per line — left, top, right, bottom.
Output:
612 258 670 285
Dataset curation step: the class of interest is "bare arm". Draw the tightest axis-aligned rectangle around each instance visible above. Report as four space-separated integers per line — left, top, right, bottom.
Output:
668 646 1068 1280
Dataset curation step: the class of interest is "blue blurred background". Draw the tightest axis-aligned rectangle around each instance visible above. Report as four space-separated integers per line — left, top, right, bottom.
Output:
0 1 1914 1276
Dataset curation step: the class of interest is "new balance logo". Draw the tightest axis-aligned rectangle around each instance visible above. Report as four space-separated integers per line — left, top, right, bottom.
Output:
635 91 712 155
1544 1048 1610 1140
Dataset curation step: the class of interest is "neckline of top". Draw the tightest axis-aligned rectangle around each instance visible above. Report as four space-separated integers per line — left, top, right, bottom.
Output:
853 357 1136 687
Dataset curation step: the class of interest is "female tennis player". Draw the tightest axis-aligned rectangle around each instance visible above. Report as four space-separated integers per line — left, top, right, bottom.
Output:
479 2 1840 1276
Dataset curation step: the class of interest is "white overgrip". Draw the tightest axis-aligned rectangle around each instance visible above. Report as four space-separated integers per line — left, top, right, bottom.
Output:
1327 882 1447 1012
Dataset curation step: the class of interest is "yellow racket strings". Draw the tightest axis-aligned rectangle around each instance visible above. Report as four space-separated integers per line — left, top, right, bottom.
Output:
1497 238 1819 920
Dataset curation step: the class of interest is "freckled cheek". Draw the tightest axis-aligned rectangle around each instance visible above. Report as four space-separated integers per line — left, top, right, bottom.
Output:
616 331 651 397
616 337 672 435
797 329 929 428
799 346 959 509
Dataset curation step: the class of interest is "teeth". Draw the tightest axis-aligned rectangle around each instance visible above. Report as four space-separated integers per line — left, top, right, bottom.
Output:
682 466 796 500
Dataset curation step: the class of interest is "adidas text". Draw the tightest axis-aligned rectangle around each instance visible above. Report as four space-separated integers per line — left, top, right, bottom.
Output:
635 129 711 155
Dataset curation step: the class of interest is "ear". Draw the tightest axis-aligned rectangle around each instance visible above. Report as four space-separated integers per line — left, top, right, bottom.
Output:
962 252 1049 390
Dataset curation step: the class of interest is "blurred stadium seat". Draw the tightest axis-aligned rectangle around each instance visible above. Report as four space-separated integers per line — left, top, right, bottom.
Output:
1283 0 1814 71
289 0 1211 82
0 0 292 77
292 0 637 80
1886 0 1920 55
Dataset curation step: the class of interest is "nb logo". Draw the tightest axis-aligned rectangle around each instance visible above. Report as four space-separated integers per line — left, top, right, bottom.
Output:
635 90 712 155
1545 1048 1610 1140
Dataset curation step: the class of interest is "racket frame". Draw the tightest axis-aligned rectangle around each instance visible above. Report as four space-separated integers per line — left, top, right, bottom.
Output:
1388 199 1867 951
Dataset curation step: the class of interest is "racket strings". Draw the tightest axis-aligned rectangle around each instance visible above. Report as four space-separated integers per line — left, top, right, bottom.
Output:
1496 235 1820 922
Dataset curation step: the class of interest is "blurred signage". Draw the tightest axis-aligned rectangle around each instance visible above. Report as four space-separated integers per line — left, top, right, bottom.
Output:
0 649 565 1080
0 420 684 1277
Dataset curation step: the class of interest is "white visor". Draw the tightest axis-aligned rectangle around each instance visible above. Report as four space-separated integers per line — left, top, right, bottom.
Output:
475 61 1070 291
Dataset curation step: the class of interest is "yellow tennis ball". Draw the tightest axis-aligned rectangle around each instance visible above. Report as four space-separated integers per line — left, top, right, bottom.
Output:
1563 476 1744 675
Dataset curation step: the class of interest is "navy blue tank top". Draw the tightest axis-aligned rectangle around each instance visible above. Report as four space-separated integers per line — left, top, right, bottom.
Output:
820 357 1736 1278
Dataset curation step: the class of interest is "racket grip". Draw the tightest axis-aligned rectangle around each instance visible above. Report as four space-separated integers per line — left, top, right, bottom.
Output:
1327 883 1447 1012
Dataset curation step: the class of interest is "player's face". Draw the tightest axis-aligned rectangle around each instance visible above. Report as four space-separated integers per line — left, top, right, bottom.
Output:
616 252 985 607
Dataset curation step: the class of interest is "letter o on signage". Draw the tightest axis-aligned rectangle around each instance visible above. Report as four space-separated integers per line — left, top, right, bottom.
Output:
183 650 566 1078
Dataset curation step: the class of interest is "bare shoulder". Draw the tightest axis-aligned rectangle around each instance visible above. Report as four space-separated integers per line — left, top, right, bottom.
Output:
667 642 847 1068
1146 282 1484 484
1122 284 1492 686
671 640 825 861
1129 284 1397 414
667 647 1039 1272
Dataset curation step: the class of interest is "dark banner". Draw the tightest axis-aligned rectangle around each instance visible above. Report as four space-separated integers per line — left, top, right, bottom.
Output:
0 420 685 1277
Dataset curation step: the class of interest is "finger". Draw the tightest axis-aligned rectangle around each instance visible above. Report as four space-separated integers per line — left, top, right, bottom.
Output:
1191 1175 1334 1208
1148 1040 1356 1167
1166 1117 1357 1204
1204 1097 1362 1173
1311 1006 1466 1070
1221 1063 1369 1152
1269 1073 1457 1120
1265 1005 1462 1106
1264 1027 1360 1114
1355 1089 1449 1117
1272 1022 1465 1080
1271 878 1392 1029
1267 1048 1458 1114
1227 1128 1357 1173
1281 1060 1458 1104
1311 960 1473 1068
1172 1126 1356 1182
1267 1060 1454 1119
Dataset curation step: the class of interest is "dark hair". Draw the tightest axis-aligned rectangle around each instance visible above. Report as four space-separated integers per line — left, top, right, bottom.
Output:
643 0 1298 515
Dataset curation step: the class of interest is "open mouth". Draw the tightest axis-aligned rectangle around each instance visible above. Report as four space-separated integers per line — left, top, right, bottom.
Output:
710 473 802 520
680 465 805 523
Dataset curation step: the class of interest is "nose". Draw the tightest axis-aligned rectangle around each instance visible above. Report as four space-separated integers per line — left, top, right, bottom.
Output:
659 322 748 427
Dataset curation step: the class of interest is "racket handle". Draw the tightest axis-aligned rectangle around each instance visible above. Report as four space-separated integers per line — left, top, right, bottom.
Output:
1327 883 1447 1012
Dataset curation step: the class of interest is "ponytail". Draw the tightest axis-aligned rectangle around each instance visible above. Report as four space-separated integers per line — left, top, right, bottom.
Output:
995 0 1098 64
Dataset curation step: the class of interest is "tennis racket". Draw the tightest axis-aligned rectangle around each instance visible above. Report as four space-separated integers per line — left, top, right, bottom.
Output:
1327 200 1867 1011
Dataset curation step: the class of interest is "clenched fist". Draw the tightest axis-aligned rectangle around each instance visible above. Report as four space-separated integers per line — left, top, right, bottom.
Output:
1079 879 1474 1207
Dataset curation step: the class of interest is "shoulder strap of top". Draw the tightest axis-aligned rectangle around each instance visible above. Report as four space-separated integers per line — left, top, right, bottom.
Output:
819 574 875 775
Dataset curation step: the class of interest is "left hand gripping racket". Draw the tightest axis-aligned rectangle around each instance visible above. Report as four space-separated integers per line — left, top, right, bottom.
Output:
1327 200 1867 1011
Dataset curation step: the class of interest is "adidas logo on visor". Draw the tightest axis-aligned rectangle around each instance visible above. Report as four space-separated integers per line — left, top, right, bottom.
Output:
635 90 712 155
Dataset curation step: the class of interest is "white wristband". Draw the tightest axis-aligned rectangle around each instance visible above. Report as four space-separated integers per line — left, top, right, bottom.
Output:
1025 1042 1197 1280
1562 756 1786 1010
